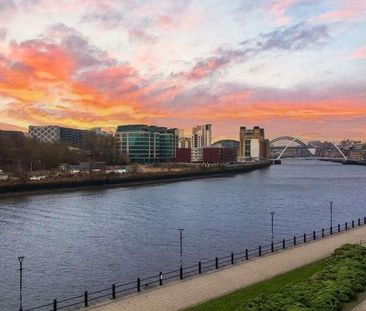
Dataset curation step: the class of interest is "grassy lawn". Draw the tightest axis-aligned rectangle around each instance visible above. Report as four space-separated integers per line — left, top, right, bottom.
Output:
186 259 327 311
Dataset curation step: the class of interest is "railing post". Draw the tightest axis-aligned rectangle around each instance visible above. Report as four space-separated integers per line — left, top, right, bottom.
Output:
198 261 202 274
345 222 348 230
313 231 316 240
322 228 324 237
137 278 141 292
282 239 285 249
112 284 116 299
364 217 366 225
53 299 57 311
159 272 163 286
303 233 306 243
180 266 183 280
259 245 262 256
84 291 88 307
358 218 361 226
338 224 340 232
330 226 333 235
215 257 218 269
245 249 248 260
294 236 296 245
352 220 355 228
231 252 234 265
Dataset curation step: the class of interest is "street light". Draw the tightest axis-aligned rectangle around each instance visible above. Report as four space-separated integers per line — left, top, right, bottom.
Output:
270 212 275 244
329 201 334 233
178 229 184 279
18 256 25 311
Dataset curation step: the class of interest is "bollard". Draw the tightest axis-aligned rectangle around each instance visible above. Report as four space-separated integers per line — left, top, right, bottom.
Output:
294 236 297 245
283 239 286 249
198 261 202 274
352 220 355 228
84 291 88 307
259 245 262 256
313 231 316 240
346 222 348 230
231 252 234 265
137 278 141 292
112 284 116 299
322 228 324 237
338 224 340 232
53 299 57 311
215 257 219 269
359 218 361 226
304 233 306 243
180 266 183 280
159 272 163 286
245 249 249 260
271 242 274 252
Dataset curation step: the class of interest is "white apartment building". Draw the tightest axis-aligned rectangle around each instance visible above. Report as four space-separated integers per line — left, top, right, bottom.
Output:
191 124 212 162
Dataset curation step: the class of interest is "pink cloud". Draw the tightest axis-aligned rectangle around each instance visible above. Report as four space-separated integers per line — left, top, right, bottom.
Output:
269 0 297 24
319 0 366 23
350 46 366 60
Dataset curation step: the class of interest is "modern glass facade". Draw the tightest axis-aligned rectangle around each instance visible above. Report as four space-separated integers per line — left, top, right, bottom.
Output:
117 125 177 163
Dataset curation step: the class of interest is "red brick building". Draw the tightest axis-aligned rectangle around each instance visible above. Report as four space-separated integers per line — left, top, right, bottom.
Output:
203 148 237 163
175 148 191 163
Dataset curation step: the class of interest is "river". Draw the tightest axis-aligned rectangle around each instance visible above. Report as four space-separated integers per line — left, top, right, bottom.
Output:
1 160 366 310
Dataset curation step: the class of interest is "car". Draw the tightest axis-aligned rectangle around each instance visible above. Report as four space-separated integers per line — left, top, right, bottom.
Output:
0 175 9 181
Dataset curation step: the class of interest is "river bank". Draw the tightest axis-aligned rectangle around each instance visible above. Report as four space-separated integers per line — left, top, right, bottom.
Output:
85 221 366 311
0 161 270 196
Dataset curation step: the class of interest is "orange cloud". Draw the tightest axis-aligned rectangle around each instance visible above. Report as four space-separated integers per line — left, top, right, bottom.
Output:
0 25 365 141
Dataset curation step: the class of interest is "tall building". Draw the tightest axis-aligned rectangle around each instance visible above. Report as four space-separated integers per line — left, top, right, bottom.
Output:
191 124 212 148
177 130 191 149
191 124 212 162
239 126 269 161
178 137 191 148
29 125 89 148
116 124 178 163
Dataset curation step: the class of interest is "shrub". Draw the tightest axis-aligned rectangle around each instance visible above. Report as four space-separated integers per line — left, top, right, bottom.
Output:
241 244 366 311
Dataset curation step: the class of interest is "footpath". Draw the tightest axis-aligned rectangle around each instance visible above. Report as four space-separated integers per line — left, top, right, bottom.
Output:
87 225 366 311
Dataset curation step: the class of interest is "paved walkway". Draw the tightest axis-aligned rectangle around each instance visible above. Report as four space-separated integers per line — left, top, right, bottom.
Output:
87 226 366 311
351 294 366 310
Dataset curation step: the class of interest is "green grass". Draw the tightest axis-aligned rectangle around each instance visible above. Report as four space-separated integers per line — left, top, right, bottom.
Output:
186 259 327 311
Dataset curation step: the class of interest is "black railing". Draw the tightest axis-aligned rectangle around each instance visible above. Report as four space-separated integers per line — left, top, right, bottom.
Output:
24 216 366 311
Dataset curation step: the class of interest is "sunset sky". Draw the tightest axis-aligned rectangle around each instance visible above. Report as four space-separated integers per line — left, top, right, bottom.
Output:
0 0 365 141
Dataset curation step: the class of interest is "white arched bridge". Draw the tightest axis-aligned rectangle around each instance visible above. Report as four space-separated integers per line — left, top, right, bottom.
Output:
270 133 348 161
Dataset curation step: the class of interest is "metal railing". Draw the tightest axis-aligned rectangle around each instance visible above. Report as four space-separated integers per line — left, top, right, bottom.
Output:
24 216 366 311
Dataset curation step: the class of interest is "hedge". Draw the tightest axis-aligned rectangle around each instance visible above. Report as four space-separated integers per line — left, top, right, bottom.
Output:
241 244 366 311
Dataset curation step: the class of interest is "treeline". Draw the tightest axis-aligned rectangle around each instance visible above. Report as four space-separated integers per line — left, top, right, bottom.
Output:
0 131 127 174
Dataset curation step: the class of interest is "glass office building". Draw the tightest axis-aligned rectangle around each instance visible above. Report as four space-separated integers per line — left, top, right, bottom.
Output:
117 125 177 163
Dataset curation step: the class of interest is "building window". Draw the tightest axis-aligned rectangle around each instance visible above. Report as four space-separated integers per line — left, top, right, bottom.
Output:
245 140 251 157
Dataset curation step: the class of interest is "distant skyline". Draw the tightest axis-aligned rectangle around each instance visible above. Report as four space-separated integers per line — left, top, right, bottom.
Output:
0 0 365 141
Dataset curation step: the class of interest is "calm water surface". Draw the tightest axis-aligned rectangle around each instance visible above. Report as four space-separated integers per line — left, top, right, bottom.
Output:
1 160 366 310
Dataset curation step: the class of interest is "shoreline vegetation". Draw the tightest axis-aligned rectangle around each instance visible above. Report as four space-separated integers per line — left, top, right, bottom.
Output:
0 161 270 196
188 244 366 311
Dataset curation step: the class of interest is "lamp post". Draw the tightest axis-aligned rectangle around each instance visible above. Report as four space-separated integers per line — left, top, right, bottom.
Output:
271 212 275 244
329 201 333 233
179 229 184 267
178 229 184 279
18 256 25 311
